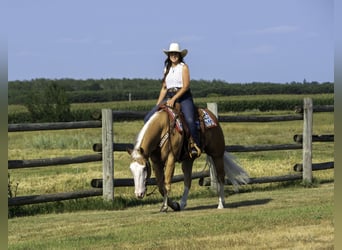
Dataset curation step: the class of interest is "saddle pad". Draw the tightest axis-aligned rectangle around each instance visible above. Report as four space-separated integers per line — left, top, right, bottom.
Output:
162 106 183 133
161 106 218 133
201 109 218 128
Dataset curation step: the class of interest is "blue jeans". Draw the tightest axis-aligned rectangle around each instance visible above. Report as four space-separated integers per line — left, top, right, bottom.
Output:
144 90 200 146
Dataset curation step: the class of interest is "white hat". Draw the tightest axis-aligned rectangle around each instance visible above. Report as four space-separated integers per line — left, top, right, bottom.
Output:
163 42 188 57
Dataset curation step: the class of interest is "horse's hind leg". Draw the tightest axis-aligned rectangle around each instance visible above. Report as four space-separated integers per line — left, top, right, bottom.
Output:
217 182 225 209
210 156 226 209
180 159 193 210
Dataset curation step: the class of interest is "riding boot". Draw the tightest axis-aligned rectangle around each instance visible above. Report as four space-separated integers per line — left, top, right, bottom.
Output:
189 137 201 159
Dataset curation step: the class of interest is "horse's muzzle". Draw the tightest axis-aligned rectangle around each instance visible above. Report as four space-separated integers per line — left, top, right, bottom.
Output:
136 192 145 199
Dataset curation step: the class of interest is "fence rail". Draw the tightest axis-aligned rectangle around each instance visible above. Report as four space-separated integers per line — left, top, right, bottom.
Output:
8 99 334 206
8 154 102 169
8 143 303 170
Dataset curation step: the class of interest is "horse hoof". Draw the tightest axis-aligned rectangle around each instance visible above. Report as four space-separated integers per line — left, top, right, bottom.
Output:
180 202 187 210
160 206 168 213
172 202 181 211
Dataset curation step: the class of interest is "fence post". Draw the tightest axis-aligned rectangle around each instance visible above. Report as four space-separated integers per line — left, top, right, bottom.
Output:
207 103 218 191
302 98 313 183
102 109 114 201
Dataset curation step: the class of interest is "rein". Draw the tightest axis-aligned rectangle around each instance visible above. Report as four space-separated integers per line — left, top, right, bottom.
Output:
165 108 177 157
146 186 158 196
157 106 178 157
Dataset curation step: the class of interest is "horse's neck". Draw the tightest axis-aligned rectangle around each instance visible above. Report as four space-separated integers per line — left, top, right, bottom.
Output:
138 111 168 156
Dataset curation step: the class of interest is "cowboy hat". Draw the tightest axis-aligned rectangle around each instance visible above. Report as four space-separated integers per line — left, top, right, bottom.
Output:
163 43 188 57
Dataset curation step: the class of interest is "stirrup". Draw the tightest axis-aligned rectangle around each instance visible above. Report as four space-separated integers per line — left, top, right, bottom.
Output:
189 143 201 158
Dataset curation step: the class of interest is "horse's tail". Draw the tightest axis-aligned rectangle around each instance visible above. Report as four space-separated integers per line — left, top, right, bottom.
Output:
206 151 250 192
222 151 250 191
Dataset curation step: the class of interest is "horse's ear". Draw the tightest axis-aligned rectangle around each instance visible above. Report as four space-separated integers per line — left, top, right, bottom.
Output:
127 148 133 155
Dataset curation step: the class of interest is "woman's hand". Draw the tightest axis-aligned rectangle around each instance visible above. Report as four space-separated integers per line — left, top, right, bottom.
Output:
166 98 175 108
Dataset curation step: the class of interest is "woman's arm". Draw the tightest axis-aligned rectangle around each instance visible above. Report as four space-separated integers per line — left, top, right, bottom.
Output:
156 82 167 105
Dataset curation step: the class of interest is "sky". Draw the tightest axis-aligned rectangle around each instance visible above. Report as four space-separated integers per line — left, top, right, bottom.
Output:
7 0 334 83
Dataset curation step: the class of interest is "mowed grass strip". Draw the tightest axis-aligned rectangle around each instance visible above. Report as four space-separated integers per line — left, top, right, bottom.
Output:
8 182 333 249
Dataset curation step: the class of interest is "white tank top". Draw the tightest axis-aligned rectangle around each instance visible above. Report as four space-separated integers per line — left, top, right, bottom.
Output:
165 63 184 89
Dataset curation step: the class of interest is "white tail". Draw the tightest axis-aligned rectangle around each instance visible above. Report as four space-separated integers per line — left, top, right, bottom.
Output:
206 151 250 192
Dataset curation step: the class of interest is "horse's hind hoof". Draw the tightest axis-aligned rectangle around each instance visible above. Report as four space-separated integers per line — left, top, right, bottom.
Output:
217 204 225 209
160 206 168 213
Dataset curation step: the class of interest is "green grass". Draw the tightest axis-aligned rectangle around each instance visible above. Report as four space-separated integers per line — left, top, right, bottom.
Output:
8 111 334 196
7 105 334 249
8 182 334 249
8 110 334 222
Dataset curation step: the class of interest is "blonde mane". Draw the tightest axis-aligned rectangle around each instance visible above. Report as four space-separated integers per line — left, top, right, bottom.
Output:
134 111 159 151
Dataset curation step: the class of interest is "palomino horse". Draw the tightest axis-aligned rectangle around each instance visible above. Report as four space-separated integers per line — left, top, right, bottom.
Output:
128 106 249 212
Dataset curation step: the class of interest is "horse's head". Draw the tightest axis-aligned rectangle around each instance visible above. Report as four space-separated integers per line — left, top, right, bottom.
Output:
127 148 151 199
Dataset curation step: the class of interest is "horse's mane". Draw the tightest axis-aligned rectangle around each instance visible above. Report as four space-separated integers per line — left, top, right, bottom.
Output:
134 110 168 152
134 113 156 151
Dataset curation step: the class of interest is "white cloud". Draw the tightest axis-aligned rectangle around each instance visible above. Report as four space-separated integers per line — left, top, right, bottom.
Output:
234 44 276 56
238 25 299 36
56 37 93 44
254 25 299 34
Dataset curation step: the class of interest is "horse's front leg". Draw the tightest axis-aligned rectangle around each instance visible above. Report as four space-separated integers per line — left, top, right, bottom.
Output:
160 156 180 212
180 159 193 210
161 191 180 212
150 159 169 212
153 167 169 212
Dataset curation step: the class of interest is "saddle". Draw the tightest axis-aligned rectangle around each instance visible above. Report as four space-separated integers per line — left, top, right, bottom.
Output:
159 104 218 161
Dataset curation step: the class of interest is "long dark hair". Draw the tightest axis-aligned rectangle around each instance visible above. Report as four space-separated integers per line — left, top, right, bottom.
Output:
162 53 185 83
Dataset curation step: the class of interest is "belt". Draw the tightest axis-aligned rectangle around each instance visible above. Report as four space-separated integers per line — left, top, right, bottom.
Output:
167 87 181 93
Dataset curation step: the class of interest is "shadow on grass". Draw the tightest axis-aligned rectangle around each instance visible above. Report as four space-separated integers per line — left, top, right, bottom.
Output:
8 195 163 218
226 198 272 208
9 179 333 218
185 198 272 211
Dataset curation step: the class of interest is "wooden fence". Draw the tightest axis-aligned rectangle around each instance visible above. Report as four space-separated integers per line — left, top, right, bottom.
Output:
8 98 334 206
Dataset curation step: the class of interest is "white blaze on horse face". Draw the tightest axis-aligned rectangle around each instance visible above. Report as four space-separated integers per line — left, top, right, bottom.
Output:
129 114 157 199
130 161 147 199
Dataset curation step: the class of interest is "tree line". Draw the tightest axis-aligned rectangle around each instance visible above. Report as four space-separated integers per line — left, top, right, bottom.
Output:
8 78 334 123
8 78 333 105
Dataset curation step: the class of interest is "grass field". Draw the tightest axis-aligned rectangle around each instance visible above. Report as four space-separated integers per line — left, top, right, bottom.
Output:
8 111 334 196
8 106 334 249
8 183 334 249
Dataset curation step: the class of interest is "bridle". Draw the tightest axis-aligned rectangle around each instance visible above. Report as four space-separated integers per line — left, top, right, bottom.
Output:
142 159 157 196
